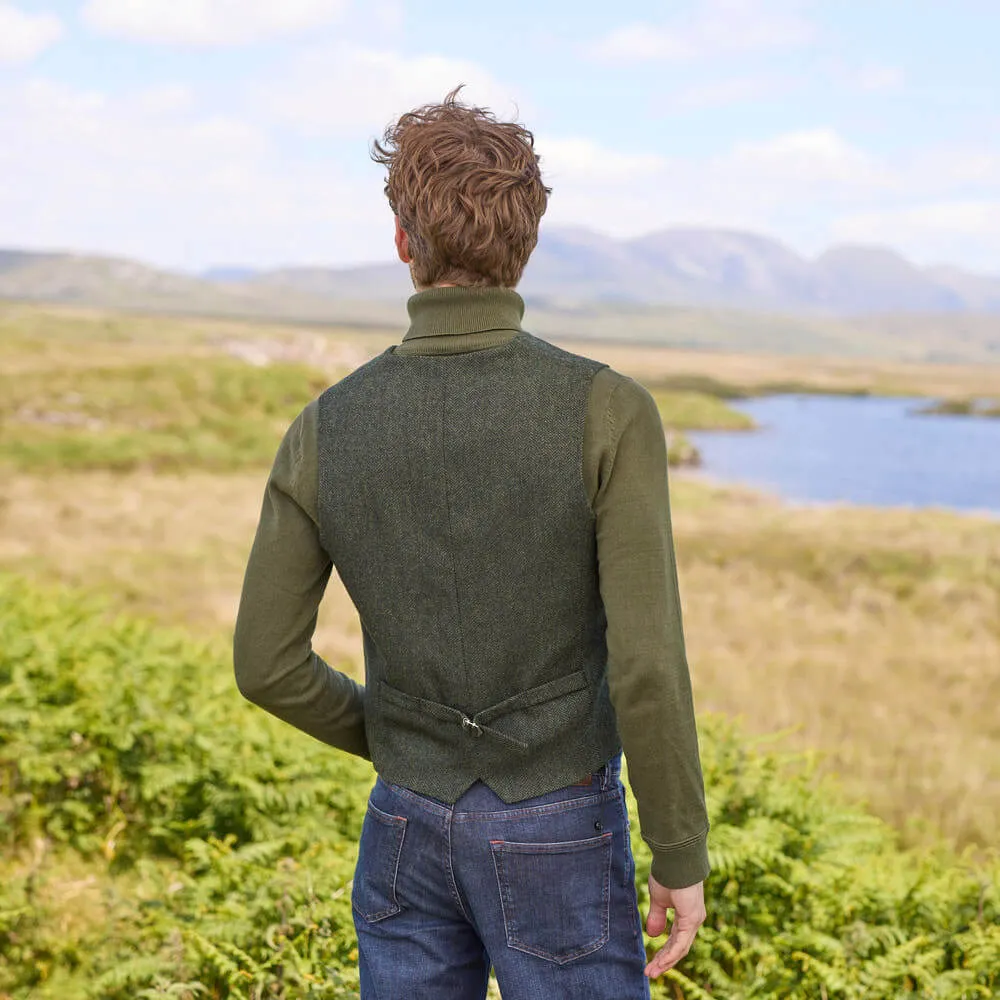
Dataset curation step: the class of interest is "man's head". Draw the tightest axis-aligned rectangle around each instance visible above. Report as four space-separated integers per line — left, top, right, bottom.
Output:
372 87 550 289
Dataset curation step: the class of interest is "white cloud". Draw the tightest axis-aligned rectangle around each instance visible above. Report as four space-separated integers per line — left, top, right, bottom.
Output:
0 78 389 268
268 47 522 137
82 0 348 46
724 129 892 191
590 0 814 63
371 0 404 32
131 84 195 115
0 4 63 63
853 64 906 93
534 138 715 240
535 140 684 239
833 202 1000 270
910 149 1000 188
539 138 666 185
2 67 997 274
534 128 905 253
666 74 786 111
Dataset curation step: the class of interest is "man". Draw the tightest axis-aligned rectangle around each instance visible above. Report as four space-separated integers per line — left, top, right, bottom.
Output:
234 88 709 1000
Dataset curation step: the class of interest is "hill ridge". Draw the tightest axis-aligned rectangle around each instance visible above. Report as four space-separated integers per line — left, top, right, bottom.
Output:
3 225 998 316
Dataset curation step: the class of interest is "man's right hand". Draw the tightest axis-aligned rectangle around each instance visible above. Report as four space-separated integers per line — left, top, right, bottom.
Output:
643 877 706 978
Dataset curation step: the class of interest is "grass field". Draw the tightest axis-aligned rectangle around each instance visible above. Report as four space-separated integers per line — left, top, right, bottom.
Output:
2 303 999 998
2 303 998 846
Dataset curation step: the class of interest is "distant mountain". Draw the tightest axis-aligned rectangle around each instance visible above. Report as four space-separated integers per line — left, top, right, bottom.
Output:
614 229 819 308
4 236 1000 363
0 250 234 308
2 226 1000 319
924 265 1000 313
244 263 412 302
521 228 1000 314
0 250 400 323
811 246 965 313
231 227 1000 315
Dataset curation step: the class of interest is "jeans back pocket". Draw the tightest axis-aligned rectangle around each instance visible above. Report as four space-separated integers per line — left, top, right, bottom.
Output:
491 832 612 965
352 801 407 923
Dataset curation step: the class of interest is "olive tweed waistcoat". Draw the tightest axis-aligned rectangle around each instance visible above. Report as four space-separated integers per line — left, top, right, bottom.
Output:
316 331 622 802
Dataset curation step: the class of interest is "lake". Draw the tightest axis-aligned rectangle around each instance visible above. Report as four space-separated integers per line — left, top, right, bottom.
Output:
689 394 1000 516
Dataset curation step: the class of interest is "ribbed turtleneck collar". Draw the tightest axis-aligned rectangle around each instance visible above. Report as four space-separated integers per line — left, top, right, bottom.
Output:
402 286 525 342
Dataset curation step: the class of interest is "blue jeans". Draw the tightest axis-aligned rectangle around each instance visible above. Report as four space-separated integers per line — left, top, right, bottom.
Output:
351 754 650 999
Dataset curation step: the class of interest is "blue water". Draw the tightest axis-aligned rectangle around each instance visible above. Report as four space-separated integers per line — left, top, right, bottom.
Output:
688 395 1000 516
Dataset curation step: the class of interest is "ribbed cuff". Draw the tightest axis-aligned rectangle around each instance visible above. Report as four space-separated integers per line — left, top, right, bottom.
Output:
647 831 711 889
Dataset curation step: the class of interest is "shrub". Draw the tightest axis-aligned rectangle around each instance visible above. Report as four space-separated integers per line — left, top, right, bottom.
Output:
653 390 756 431
0 574 371 863
634 726 1000 998
91 837 363 1000
0 359 331 472
1 574 997 999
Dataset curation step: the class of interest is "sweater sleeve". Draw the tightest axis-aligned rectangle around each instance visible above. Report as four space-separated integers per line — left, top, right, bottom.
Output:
233 400 369 758
586 369 710 888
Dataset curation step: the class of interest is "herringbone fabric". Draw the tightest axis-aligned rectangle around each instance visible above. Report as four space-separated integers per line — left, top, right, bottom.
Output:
316 332 621 803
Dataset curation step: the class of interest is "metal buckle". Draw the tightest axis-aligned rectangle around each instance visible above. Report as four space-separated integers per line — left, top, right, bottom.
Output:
462 716 484 738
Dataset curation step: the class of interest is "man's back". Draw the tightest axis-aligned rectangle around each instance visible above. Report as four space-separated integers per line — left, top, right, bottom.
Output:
316 304 619 801
234 86 709 998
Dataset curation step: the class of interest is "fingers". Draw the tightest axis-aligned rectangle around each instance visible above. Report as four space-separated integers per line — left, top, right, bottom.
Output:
644 919 700 978
643 880 707 979
645 899 668 938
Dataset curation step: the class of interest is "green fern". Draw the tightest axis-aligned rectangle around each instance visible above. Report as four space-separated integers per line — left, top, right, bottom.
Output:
1 572 998 1000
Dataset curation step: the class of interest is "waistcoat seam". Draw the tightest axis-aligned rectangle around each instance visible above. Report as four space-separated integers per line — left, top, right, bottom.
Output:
581 365 607 519
439 367 472 707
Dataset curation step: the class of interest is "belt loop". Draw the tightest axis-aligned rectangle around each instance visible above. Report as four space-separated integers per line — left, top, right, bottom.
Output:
601 753 620 791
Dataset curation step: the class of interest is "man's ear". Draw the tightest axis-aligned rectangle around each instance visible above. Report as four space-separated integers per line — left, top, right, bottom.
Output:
394 216 411 264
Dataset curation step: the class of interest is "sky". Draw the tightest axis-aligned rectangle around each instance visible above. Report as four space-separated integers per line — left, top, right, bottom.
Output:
1 0 998 273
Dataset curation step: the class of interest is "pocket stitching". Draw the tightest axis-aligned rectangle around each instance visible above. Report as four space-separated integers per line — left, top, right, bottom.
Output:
491 832 613 965
353 802 407 923
617 789 634 888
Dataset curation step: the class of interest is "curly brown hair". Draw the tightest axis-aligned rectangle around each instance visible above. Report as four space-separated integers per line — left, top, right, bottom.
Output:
371 86 551 288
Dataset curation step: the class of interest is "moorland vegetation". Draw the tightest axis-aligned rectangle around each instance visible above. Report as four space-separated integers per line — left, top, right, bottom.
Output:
1 303 998 999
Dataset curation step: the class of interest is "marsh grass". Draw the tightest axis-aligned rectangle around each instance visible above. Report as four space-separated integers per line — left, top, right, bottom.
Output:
0 358 334 471
3 469 997 856
652 389 756 430
555 337 1000 400
670 480 1000 852
0 469 365 666
917 397 1000 418
666 431 702 468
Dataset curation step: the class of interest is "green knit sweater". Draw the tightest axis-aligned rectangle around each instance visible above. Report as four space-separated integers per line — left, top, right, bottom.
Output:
234 286 710 888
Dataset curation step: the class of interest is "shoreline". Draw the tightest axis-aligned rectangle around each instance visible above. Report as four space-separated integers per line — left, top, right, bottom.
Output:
674 467 1000 521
